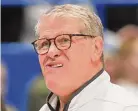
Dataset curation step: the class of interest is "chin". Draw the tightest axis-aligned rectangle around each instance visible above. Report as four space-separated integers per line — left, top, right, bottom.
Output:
45 77 71 96
52 89 70 97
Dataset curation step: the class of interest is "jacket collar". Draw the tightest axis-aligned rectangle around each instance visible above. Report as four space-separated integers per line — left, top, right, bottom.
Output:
46 69 109 111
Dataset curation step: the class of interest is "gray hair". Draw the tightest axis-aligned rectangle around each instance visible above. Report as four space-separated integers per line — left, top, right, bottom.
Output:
35 4 103 38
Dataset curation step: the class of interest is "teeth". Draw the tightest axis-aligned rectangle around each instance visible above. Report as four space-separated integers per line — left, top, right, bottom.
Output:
51 64 63 68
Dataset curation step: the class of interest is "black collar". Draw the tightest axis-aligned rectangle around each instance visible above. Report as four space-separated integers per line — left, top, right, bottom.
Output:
46 68 104 111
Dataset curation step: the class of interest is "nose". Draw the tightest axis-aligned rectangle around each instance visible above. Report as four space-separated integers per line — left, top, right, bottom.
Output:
47 42 60 59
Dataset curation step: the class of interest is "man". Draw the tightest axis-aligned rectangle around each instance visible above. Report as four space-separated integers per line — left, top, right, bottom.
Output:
32 4 138 111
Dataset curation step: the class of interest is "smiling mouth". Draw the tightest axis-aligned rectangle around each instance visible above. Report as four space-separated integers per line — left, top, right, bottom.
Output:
46 64 63 68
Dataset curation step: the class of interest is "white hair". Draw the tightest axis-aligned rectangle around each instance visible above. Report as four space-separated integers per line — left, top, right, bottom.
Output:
35 4 103 38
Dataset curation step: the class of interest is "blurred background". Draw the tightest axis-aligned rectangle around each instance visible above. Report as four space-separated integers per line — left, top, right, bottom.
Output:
1 0 138 111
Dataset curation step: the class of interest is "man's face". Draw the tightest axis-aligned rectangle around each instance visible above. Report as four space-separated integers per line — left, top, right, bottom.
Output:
38 16 98 96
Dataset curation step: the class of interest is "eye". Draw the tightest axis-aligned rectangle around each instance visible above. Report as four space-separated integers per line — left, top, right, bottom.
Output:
57 35 70 45
59 38 70 43
41 41 49 48
36 40 49 50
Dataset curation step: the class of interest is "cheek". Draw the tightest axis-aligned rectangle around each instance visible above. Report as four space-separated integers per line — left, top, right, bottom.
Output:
67 44 91 69
38 55 45 69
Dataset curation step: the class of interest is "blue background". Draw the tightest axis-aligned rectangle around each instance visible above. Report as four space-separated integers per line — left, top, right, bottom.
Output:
1 0 138 111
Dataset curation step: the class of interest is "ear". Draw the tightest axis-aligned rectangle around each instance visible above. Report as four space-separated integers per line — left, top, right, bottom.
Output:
91 36 104 62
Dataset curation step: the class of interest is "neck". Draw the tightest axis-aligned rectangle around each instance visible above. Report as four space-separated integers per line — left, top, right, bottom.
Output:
59 95 70 111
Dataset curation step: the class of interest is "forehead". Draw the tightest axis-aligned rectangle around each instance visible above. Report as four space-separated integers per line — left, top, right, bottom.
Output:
37 15 85 38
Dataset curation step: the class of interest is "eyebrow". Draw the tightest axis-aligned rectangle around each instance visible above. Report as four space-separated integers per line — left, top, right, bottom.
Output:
38 30 83 41
38 35 49 40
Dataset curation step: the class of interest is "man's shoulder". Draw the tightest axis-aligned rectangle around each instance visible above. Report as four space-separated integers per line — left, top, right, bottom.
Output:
39 104 48 111
97 82 138 106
